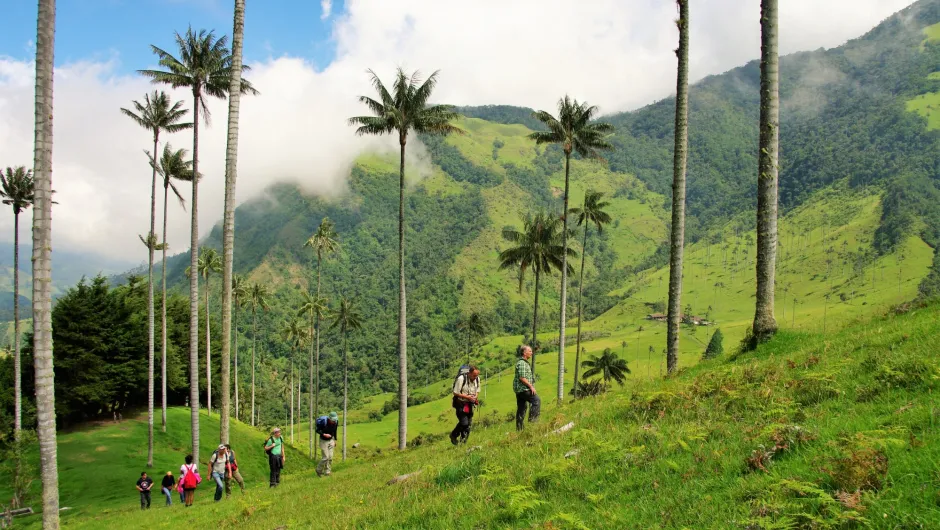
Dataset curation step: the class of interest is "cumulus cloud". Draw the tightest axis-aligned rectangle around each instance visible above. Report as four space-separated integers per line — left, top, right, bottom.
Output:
0 0 917 262
321 0 333 20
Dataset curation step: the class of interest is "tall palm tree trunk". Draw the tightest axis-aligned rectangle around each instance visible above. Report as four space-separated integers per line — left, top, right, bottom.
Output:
13 212 21 436
234 305 239 420
573 223 590 398
189 90 202 462
205 284 211 415
667 0 690 375
556 152 572 402
161 183 169 432
342 334 348 461
147 132 158 468
32 1 60 525
466 328 471 364
220 0 246 444
251 307 256 426
290 361 294 444
753 0 780 341
311 256 321 460
531 270 541 379
397 138 408 450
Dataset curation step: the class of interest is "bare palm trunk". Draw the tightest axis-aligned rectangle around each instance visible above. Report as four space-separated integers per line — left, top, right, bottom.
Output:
556 152 571 402
290 361 294 444
251 306 256 426
531 269 541 379
32 1 60 525
206 282 211 416
161 182 169 432
234 304 239 420
147 132 158 468
13 212 21 436
667 0 690 375
311 256 321 460
189 91 202 463
220 0 245 444
753 0 780 342
397 137 408 450
573 223 590 398
342 333 348 461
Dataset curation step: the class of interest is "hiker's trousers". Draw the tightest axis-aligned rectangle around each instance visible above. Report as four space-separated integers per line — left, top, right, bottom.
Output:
317 439 335 476
515 390 541 431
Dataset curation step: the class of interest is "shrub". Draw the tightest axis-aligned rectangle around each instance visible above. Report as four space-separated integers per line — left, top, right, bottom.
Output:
381 393 433 416
826 447 888 492
368 410 383 422
570 379 606 398
874 355 936 389
703 328 724 359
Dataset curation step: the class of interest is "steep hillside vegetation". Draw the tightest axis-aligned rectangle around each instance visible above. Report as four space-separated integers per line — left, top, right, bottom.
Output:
20 301 940 529
37 0 937 436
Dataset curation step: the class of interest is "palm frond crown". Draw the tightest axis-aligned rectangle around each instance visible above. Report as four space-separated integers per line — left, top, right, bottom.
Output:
529 95 614 159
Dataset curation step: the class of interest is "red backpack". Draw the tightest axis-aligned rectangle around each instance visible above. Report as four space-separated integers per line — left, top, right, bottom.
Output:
181 464 199 489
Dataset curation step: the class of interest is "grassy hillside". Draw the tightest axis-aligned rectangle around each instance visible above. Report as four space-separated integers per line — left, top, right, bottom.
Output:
0 408 314 526
26 301 940 528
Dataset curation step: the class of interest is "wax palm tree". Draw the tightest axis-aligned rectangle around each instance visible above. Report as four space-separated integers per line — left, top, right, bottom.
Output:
140 26 257 461
149 144 194 431
581 348 630 389
0 167 34 441
231 274 248 420
31 0 59 524
303 216 339 457
753 0 780 343
120 90 191 467
456 312 486 364
568 190 612 397
349 67 461 450
189 248 221 414
282 319 309 444
248 282 270 426
220 0 249 445
297 291 329 459
331 297 362 461
667 0 691 374
498 211 575 381
529 96 612 402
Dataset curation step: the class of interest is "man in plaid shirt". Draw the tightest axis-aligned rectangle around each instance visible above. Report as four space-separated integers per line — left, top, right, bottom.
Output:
513 345 540 431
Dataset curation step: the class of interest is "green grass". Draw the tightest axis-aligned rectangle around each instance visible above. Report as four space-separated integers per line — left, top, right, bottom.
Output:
0 408 314 527
25 301 940 528
907 91 940 130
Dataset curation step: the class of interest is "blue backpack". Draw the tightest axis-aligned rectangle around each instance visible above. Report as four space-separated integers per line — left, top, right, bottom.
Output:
315 415 329 434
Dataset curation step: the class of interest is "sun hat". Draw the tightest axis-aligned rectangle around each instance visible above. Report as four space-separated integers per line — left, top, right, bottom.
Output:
328 411 339 422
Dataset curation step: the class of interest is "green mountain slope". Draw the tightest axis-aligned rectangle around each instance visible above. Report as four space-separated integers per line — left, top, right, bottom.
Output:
128 0 938 430
25 301 940 529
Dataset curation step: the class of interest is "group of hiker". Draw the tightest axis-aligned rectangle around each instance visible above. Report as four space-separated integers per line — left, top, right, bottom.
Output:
135 444 247 510
449 344 541 445
134 344 538 510
134 413 341 509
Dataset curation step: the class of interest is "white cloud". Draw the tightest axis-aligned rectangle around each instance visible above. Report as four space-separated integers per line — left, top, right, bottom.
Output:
0 0 917 263
321 0 333 20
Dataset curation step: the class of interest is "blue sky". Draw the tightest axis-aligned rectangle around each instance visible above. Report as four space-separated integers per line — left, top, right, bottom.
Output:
0 0 341 72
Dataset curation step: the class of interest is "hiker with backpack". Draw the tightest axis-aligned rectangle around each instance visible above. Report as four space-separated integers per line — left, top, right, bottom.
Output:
450 365 481 445
224 444 245 496
264 427 286 487
315 412 339 477
207 444 231 502
514 345 540 431
179 454 201 507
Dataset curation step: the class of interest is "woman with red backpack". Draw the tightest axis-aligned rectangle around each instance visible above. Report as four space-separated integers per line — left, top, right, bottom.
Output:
179 454 201 507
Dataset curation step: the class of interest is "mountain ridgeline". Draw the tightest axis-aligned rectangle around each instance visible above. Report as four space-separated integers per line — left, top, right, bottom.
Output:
32 0 939 428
